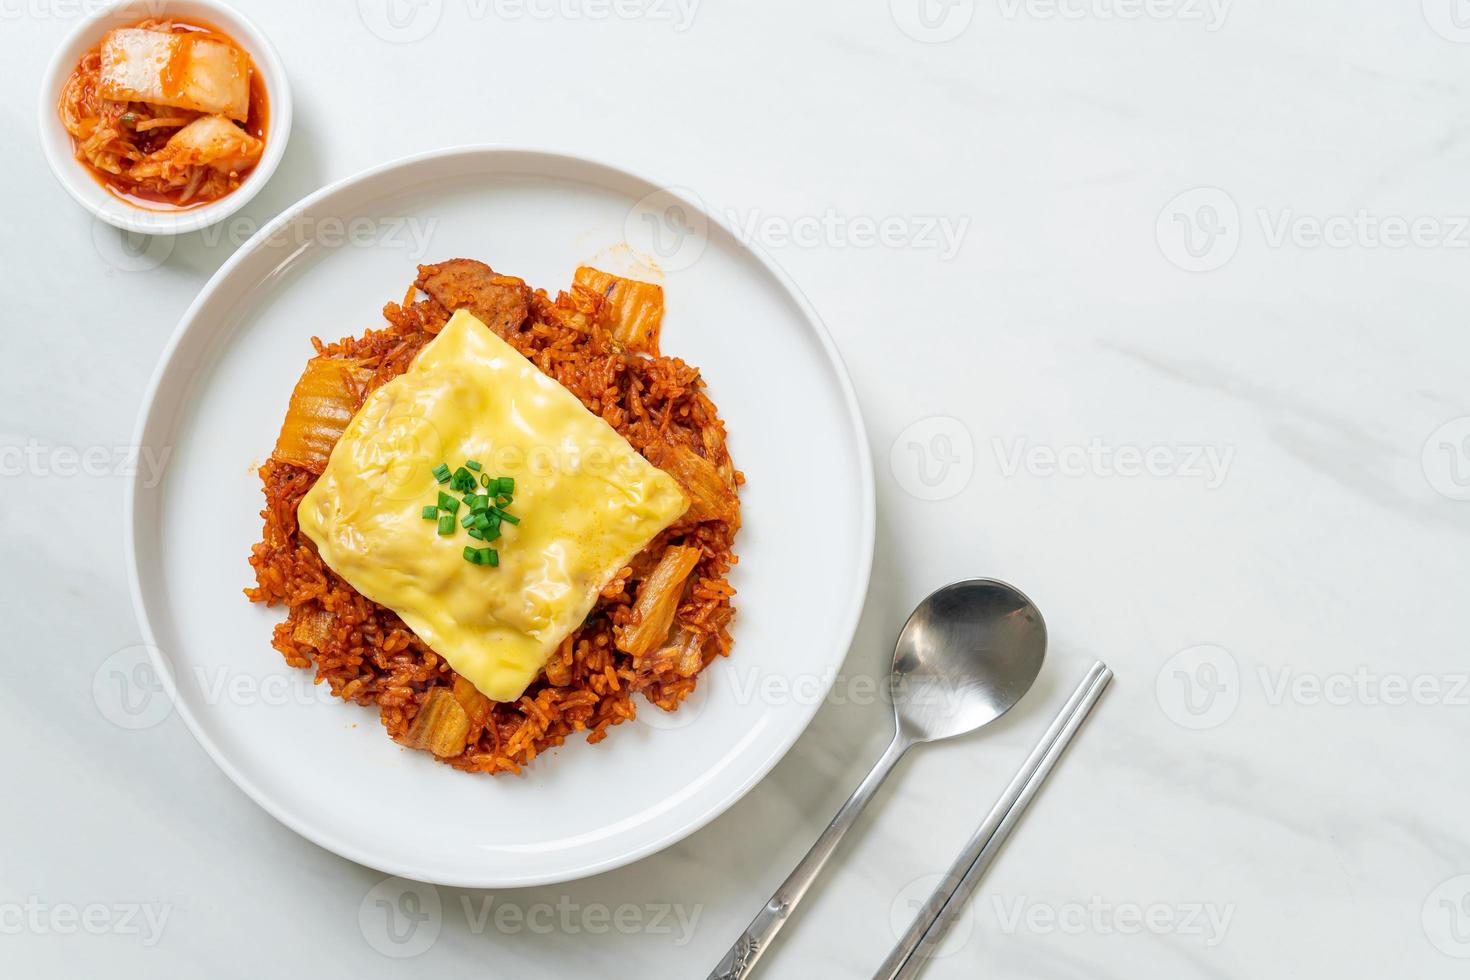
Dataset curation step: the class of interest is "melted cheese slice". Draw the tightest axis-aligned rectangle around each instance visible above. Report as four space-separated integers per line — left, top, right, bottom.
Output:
297 310 688 702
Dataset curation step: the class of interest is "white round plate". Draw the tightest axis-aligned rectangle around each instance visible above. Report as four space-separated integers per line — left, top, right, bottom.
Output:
127 147 874 887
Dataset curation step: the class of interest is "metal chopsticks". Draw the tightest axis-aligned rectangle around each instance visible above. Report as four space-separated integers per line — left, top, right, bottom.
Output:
873 660 1113 980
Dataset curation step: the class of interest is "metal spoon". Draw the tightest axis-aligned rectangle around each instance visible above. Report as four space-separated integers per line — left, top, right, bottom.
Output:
707 579 1047 979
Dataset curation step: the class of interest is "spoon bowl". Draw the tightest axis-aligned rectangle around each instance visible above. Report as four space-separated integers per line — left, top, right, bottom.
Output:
891 579 1048 742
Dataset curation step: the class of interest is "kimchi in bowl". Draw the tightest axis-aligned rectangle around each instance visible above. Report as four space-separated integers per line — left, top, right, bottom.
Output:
38 0 292 236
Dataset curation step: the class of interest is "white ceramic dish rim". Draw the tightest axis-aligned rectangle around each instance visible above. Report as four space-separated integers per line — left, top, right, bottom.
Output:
37 0 293 236
124 145 877 886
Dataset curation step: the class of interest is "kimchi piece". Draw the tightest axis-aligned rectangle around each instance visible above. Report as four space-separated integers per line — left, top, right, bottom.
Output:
615 545 703 658
572 266 665 354
57 18 268 209
645 440 740 528
272 357 370 473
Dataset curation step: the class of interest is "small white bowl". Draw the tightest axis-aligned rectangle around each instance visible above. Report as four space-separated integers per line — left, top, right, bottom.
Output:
38 0 292 236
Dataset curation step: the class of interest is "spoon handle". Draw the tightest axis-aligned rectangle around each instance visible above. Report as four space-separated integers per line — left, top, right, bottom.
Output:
875 661 1113 980
707 732 912 980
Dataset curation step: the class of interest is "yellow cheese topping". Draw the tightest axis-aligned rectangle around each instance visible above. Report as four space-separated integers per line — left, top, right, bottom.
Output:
297 310 689 702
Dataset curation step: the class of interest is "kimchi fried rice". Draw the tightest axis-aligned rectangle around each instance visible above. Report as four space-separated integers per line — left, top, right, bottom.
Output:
246 260 742 774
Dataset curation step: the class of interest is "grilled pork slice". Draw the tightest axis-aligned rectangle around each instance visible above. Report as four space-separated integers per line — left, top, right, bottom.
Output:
415 259 531 338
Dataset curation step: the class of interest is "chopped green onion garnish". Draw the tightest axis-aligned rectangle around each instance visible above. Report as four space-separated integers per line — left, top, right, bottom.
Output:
428 461 519 561
463 546 498 566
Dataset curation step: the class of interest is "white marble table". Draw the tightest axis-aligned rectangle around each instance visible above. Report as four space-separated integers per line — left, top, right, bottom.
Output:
5 0 1469 976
